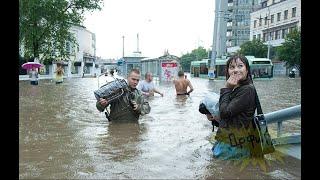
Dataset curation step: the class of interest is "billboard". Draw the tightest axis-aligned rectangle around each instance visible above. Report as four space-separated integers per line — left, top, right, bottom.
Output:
161 62 178 81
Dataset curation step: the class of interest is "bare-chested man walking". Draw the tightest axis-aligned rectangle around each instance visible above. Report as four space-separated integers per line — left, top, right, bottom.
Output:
173 70 194 96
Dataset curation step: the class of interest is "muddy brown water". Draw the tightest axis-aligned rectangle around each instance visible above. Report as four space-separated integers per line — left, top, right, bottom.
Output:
19 75 301 179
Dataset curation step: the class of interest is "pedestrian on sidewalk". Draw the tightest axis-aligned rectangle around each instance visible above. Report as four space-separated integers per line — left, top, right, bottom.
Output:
29 67 39 85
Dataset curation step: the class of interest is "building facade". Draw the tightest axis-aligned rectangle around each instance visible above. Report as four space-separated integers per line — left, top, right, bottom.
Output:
224 0 262 54
19 24 97 79
69 25 97 77
250 0 301 47
117 52 146 78
250 0 301 75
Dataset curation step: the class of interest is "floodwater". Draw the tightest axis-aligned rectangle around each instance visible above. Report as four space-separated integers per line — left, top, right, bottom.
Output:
19 75 301 179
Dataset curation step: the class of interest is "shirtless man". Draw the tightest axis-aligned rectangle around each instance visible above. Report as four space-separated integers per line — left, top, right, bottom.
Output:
173 70 194 95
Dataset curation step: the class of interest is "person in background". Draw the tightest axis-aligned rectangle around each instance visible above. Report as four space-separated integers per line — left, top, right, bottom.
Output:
29 67 39 85
55 64 64 84
173 70 193 96
138 72 163 97
96 69 151 122
213 54 257 160
109 69 115 77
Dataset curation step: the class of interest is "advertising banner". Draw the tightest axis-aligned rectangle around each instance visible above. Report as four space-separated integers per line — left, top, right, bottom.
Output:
161 62 178 81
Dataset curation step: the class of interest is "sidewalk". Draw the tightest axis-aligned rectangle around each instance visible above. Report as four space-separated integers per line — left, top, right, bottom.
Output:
19 74 83 81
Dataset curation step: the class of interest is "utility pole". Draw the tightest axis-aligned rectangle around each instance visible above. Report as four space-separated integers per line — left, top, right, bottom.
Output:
210 0 227 80
122 35 125 57
137 33 139 53
267 6 271 59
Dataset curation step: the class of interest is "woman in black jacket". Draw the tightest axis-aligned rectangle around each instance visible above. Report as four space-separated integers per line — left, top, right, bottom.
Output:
213 54 257 160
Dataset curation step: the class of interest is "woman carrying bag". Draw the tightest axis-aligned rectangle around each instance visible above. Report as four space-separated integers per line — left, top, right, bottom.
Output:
213 54 261 160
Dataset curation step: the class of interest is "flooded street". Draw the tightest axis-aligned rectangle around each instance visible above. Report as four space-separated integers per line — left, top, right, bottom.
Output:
19 75 301 179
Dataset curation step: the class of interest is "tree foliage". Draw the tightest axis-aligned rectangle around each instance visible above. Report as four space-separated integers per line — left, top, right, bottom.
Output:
180 46 209 72
238 39 268 58
19 0 103 62
276 28 301 70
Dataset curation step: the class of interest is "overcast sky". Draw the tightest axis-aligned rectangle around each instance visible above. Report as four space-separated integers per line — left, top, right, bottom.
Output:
83 0 215 59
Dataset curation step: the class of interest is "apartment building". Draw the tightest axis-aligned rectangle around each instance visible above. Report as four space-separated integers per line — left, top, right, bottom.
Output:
68 25 97 77
250 0 301 46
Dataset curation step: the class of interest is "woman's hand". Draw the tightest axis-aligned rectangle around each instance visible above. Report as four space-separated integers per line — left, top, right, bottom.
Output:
206 114 214 121
206 114 220 122
226 73 241 88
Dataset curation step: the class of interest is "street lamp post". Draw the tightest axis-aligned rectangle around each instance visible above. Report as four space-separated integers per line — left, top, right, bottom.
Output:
256 7 271 59
266 7 271 59
122 35 125 58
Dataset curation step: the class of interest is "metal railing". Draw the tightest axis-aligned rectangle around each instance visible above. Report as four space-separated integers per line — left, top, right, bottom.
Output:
264 105 301 145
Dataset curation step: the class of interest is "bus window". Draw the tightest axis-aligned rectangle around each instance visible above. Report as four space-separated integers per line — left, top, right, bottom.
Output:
200 63 208 74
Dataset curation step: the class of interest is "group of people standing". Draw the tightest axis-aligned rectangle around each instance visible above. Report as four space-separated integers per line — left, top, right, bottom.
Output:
28 64 64 85
96 54 266 160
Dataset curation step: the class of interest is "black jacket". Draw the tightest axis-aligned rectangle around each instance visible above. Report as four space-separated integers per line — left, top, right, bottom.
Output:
215 81 257 146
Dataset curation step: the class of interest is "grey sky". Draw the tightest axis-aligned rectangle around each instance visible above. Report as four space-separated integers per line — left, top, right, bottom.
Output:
84 0 215 59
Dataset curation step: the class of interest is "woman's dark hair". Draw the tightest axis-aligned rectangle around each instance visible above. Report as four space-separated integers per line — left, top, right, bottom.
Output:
225 54 252 84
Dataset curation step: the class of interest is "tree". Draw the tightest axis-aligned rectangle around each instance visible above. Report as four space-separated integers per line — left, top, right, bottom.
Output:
180 46 208 72
238 39 268 58
276 28 301 71
19 0 103 63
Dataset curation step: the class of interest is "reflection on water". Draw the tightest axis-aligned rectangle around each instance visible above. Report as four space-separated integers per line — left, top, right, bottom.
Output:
98 122 145 161
19 76 301 179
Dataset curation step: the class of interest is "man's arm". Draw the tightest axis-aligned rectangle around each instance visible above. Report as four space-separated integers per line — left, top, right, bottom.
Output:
153 88 163 97
134 93 151 115
187 80 194 94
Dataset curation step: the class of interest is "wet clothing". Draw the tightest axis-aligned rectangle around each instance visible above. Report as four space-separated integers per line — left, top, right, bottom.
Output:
96 87 151 122
29 70 39 85
212 141 250 160
55 68 64 83
137 80 155 93
177 93 189 95
214 78 256 159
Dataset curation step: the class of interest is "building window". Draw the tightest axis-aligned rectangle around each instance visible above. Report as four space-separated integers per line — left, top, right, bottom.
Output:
284 10 288 20
282 28 288 39
264 16 268 25
263 33 266 42
257 34 261 40
259 18 262 26
271 14 274 23
262 1 267 7
227 31 232 37
277 12 281 21
253 35 256 40
254 20 257 28
292 7 296 17
275 30 281 39
269 32 273 40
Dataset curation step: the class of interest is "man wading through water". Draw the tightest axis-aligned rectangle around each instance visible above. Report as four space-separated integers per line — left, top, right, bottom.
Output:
96 69 151 122
173 70 194 96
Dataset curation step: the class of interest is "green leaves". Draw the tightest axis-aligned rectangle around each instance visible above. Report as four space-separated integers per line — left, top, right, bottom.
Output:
180 46 209 72
276 28 301 71
19 0 103 62
238 39 268 58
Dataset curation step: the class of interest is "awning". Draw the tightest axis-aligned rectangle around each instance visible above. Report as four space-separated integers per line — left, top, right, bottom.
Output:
74 61 82 66
85 62 93 66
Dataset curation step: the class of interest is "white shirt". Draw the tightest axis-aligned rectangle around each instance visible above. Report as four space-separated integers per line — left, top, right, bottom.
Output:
137 80 155 93
29 71 38 81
